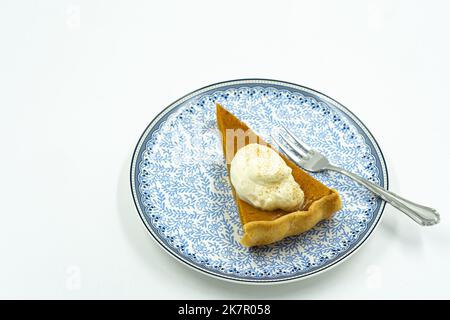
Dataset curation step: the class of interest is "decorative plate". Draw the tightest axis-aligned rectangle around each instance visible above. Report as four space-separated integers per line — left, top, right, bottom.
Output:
130 79 388 284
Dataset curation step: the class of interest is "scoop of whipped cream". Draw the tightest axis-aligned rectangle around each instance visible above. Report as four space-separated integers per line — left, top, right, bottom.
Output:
230 143 304 212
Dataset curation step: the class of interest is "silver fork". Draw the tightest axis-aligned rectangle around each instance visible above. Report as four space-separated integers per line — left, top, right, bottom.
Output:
272 126 440 226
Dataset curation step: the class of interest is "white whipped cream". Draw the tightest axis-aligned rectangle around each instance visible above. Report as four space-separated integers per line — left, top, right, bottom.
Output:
230 143 304 212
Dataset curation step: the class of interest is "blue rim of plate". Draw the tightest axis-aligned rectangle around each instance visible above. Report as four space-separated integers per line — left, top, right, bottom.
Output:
130 79 389 284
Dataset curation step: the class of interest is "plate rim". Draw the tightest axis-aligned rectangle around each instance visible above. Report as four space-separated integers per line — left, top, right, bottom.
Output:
130 78 389 285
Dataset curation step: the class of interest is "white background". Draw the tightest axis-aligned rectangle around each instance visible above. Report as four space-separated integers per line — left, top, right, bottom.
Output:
1 0 449 299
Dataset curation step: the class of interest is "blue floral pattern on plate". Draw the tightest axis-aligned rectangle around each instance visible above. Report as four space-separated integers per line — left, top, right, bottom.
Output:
131 79 388 283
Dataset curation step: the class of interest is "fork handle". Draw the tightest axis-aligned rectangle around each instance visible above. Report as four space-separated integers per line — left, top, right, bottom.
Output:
327 165 440 226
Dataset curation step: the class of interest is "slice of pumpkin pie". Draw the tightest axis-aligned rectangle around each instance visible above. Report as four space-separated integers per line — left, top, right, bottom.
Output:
216 103 342 247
